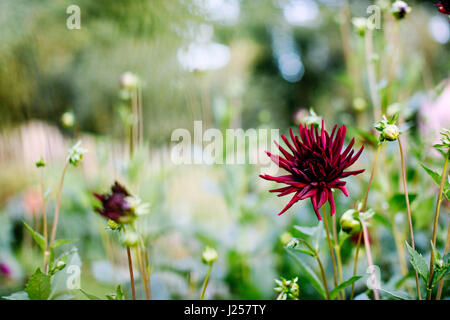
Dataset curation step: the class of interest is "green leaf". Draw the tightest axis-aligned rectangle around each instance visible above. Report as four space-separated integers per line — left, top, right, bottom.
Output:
420 163 441 186
25 268 51 300
388 193 417 213
286 249 326 299
50 239 75 249
405 242 428 282
106 285 126 300
379 288 410 300
2 291 30 300
294 225 317 236
50 247 82 298
23 221 46 252
330 276 362 300
80 289 102 300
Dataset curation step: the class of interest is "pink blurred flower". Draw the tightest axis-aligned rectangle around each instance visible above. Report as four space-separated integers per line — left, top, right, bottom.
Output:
0 262 11 277
23 189 43 217
419 82 450 153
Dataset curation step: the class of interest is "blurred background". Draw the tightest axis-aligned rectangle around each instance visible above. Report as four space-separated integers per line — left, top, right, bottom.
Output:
0 0 449 299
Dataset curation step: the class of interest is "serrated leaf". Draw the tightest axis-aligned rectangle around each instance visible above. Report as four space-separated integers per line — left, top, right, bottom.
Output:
23 221 46 252
2 291 30 300
330 276 362 300
25 268 51 300
420 163 441 186
405 242 428 282
286 248 326 299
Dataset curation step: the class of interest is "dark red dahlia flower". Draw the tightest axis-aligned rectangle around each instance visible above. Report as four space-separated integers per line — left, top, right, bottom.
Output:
260 121 364 220
435 1 450 14
94 181 134 224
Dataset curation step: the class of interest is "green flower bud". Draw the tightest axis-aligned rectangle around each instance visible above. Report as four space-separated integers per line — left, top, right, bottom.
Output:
340 209 362 235
121 231 139 247
202 246 218 264
352 17 368 36
108 219 120 230
61 112 75 128
274 277 300 300
119 72 139 90
56 260 66 270
382 124 400 141
35 157 46 168
68 141 87 167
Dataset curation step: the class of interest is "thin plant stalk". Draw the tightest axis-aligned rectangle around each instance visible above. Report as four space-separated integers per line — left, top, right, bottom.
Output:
426 150 449 299
398 138 422 300
362 222 380 300
126 246 137 300
350 144 381 299
322 207 340 299
200 263 213 300
136 245 151 300
350 232 362 300
332 214 345 299
436 222 450 300
49 157 70 248
143 248 152 299
302 240 331 300
39 169 50 273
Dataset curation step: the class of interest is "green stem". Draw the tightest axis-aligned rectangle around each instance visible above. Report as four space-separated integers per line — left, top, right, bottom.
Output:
436 222 450 300
398 138 422 300
301 240 331 300
39 169 49 273
126 246 136 300
350 144 381 299
362 222 380 300
350 232 362 300
332 214 345 299
49 157 70 248
200 263 213 300
426 150 449 300
322 207 340 299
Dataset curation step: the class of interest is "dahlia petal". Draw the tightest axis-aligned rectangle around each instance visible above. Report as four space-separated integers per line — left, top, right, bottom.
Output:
290 128 302 153
346 146 364 167
339 169 365 178
269 186 290 192
277 186 298 197
341 138 355 159
317 189 328 208
281 134 298 155
328 190 336 216
337 185 349 197
311 193 322 220
274 141 294 160
278 191 301 215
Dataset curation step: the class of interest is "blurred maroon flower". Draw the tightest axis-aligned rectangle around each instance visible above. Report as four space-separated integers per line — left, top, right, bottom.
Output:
0 262 11 277
435 1 450 14
260 121 364 220
94 181 133 224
